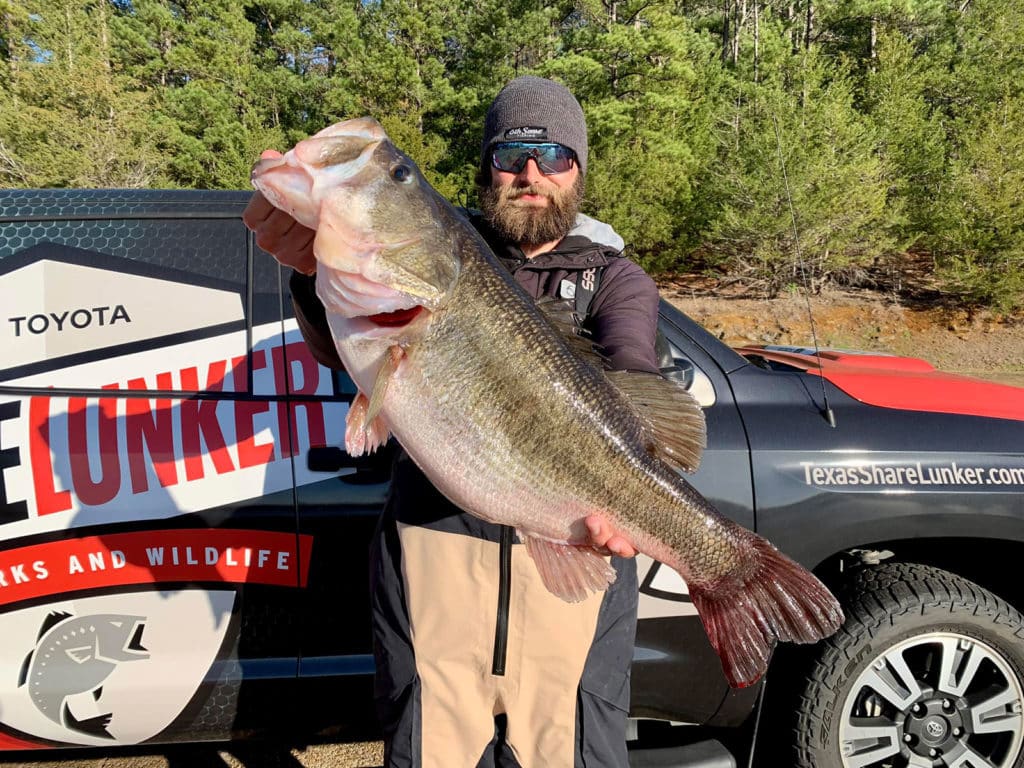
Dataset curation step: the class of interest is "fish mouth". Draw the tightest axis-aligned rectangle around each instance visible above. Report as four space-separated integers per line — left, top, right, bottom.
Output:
315 266 436 334
367 306 426 327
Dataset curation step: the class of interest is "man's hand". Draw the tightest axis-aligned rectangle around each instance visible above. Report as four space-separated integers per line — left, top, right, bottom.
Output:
586 515 638 558
242 150 317 275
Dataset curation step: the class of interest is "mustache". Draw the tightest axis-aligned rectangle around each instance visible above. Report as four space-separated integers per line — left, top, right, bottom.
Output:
506 183 553 200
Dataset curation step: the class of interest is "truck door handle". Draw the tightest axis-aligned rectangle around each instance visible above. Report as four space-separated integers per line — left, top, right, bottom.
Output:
307 446 376 472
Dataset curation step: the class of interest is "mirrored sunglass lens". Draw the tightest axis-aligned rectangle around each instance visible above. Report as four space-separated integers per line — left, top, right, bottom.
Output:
536 146 574 174
492 144 574 174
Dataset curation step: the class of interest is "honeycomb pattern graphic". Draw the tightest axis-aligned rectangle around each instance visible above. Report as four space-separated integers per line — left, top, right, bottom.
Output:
189 656 244 735
0 188 251 219
158 654 244 740
0 190 255 286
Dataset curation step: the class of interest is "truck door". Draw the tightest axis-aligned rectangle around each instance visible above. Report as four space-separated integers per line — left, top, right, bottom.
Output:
627 302 760 728
0 190 303 750
280 271 386 739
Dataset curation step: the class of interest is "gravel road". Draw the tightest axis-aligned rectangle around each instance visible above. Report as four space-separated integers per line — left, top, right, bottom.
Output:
0 741 383 768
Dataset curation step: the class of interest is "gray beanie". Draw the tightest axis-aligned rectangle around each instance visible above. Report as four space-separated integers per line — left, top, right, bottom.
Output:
480 76 588 176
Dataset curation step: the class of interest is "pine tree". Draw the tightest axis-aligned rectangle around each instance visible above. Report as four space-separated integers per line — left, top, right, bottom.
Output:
703 45 897 292
543 1 722 272
929 0 1024 309
0 0 166 187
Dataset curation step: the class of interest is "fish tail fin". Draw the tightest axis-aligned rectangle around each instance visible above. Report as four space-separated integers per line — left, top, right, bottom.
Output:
63 703 113 739
689 537 844 688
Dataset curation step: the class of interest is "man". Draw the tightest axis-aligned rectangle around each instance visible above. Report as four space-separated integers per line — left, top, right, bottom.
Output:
244 75 660 768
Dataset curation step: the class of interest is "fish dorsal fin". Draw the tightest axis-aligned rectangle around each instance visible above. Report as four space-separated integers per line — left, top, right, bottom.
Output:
37 611 72 641
605 370 707 473
18 653 31 687
534 296 608 368
520 534 617 603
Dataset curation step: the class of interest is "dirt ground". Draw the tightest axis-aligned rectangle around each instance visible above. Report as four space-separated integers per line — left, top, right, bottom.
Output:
658 275 1024 383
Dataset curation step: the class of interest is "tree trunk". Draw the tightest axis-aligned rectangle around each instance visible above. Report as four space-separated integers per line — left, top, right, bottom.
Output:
804 0 814 49
754 0 760 81
64 4 74 72
722 0 731 62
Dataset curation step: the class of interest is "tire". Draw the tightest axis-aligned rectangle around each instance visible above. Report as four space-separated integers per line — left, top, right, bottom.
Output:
793 562 1024 768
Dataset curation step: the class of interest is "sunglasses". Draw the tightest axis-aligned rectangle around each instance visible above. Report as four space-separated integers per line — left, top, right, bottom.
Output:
491 142 576 175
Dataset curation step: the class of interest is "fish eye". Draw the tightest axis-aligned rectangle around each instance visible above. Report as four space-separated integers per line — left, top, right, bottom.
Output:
390 163 414 184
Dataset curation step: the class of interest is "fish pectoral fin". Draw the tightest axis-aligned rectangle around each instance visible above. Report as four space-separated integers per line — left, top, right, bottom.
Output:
521 535 617 604
65 645 95 664
605 370 707 473
365 345 403 425
344 392 391 457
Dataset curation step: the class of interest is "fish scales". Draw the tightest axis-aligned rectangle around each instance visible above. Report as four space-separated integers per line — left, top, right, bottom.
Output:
251 117 844 688
395 221 739 581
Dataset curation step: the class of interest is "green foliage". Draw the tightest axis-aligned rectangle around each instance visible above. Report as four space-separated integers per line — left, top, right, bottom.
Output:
862 30 946 245
546 2 719 272
0 0 1021 309
704 49 898 291
1 0 168 187
934 96 1024 310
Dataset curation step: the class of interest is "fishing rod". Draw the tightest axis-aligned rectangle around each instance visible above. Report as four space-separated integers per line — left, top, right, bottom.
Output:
771 113 837 428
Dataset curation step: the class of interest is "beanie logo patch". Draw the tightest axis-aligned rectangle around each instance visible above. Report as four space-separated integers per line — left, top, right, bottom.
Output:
504 126 548 141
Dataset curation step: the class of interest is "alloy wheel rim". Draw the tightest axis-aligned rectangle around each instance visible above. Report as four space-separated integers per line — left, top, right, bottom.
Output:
838 631 1024 767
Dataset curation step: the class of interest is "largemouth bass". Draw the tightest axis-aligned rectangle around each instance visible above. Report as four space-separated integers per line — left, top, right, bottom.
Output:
252 117 843 687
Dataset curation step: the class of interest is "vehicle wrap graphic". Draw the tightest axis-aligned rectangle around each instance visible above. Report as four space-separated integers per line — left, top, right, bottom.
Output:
637 554 698 619
1 244 246 385
796 457 1024 491
0 324 347 541
737 345 1024 421
0 530 311 608
0 590 238 748
20 611 150 737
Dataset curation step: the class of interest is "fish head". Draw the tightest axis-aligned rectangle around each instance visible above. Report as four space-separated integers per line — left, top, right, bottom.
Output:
95 614 150 660
252 117 461 329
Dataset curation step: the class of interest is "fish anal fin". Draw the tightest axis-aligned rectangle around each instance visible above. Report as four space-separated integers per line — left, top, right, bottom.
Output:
345 392 391 457
521 535 616 603
534 297 608 369
689 537 844 688
606 370 707 473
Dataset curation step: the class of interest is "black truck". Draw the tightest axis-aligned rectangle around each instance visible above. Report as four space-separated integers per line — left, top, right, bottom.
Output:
1 189 1022 768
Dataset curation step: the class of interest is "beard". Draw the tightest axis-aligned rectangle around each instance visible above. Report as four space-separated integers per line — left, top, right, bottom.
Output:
477 175 584 250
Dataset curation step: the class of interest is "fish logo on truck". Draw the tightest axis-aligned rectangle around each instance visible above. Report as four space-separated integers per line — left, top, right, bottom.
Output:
18 611 149 738
0 591 238 748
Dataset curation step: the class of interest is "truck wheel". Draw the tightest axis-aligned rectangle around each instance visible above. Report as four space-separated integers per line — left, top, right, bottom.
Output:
794 562 1024 768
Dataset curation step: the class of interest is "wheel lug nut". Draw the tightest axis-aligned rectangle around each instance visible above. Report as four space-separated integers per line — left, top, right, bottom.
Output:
929 748 938 757
943 699 952 710
912 703 922 714
953 727 962 737
904 733 913 743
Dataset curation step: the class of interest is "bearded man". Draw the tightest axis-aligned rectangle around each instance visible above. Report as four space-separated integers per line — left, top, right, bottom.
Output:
244 75 660 768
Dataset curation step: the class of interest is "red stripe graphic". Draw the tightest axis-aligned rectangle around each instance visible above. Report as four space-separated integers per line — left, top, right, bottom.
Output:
0 529 313 608
0 732 46 750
